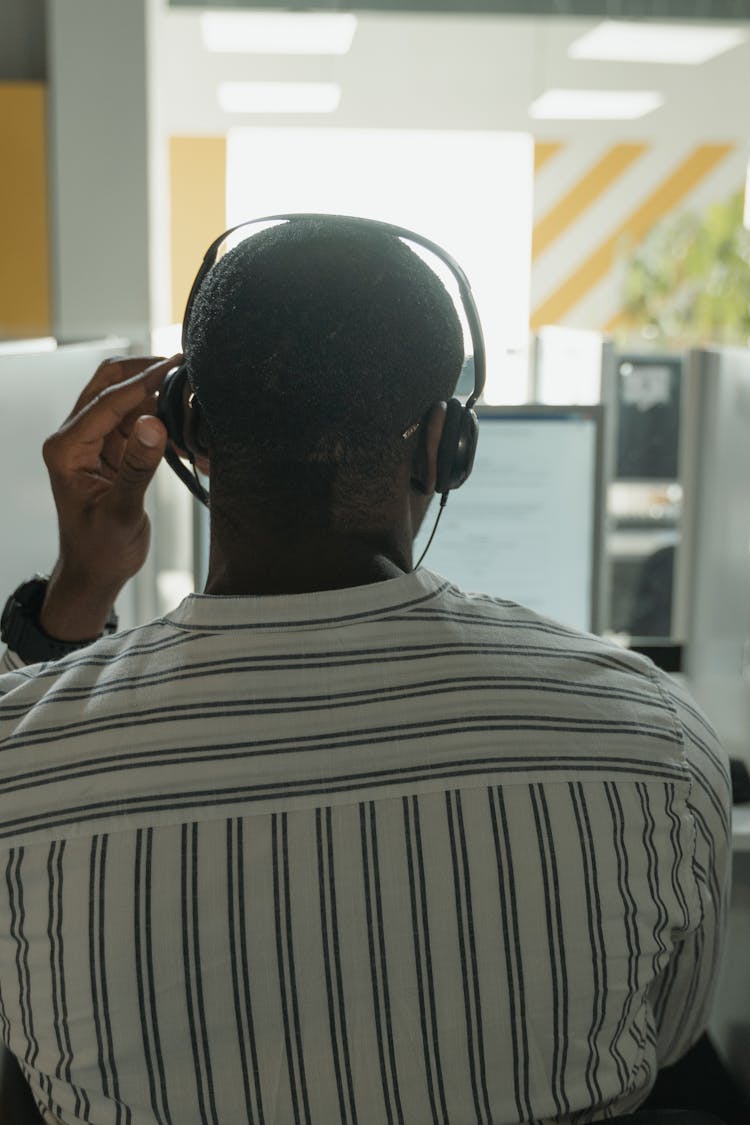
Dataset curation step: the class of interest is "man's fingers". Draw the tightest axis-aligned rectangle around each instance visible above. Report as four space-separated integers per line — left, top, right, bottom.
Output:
107 417 168 524
68 356 169 420
98 392 161 479
47 356 180 473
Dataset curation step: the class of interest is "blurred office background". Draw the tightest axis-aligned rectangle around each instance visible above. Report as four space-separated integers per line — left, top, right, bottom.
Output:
1 0 750 1110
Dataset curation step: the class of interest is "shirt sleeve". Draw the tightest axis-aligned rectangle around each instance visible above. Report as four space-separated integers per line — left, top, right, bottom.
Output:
647 671 733 1066
0 647 27 673
0 647 45 699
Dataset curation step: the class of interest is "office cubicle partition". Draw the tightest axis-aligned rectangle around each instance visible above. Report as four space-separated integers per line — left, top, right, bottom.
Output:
0 340 193 631
678 348 750 765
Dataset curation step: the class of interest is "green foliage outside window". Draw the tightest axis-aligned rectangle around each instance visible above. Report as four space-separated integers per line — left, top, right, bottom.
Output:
616 191 750 349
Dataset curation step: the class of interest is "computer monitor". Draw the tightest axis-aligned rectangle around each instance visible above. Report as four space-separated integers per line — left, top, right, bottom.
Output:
416 405 605 633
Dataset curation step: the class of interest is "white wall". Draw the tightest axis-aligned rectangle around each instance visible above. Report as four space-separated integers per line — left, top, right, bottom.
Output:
47 0 152 346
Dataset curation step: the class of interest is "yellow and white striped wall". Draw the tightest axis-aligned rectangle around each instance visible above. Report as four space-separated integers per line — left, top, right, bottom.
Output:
531 138 746 334
168 134 747 338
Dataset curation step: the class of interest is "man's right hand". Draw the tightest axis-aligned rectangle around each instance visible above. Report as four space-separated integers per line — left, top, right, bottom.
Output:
38 354 180 641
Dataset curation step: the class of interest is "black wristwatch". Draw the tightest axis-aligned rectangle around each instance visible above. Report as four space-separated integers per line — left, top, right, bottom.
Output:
0 576 119 664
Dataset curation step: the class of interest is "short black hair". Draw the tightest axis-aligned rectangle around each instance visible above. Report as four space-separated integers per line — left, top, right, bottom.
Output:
186 215 464 526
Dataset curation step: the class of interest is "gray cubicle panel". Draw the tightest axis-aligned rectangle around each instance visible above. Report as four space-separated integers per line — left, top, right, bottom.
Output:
0 339 159 631
677 348 750 764
603 354 684 651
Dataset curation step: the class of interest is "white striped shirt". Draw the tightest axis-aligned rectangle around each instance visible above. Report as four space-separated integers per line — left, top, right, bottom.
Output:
0 568 731 1125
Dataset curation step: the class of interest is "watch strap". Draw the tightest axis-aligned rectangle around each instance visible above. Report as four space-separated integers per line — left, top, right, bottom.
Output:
1 577 118 664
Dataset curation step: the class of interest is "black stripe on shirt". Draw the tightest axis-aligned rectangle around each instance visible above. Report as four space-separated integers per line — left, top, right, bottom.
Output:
135 828 172 1125
49 840 88 1119
0 727 686 809
603 783 640 1091
283 814 312 1125
98 834 129 1125
529 785 569 1117
445 792 491 1125
359 802 402 1125
369 803 403 1125
0 673 669 750
88 838 110 1108
272 813 311 1125
403 796 447 1125
227 818 264 1125
0 755 689 843
47 841 65 1078
569 783 606 1106
637 784 670 969
325 808 358 1125
181 823 219 1125
488 786 532 1123
7 848 39 1068
412 797 449 1124
0 638 666 712
316 808 358 1125
664 785 691 938
89 835 129 1125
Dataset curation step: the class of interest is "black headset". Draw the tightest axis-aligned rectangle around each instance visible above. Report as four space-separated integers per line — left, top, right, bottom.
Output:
157 213 486 508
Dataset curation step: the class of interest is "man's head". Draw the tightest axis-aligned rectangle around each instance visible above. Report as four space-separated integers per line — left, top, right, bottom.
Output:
184 215 464 535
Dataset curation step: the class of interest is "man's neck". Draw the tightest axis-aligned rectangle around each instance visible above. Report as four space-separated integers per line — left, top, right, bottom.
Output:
203 523 412 596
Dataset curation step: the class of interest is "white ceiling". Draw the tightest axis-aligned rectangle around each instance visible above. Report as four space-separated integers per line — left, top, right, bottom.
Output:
157 6 750 140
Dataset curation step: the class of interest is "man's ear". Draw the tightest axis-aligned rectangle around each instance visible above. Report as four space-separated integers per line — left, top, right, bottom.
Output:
410 402 447 496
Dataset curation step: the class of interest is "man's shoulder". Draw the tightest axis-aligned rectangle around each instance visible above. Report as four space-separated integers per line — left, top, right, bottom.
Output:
426 577 695 733
432 578 660 667
0 615 183 715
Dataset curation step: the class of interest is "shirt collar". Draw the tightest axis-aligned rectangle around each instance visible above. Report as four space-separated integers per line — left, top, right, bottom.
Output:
163 567 451 632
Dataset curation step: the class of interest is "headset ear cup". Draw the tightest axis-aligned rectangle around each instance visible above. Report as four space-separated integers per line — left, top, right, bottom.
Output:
435 398 463 493
454 406 479 489
156 364 190 450
435 398 478 493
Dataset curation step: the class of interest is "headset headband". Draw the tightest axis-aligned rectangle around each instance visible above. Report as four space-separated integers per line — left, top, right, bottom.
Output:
180 213 486 410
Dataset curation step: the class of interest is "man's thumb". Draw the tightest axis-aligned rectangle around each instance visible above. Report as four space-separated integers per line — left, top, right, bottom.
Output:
111 416 168 518
135 415 167 451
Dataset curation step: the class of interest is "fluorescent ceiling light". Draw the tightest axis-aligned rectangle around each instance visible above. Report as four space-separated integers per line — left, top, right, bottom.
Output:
218 81 341 114
568 20 745 65
529 88 663 120
201 11 357 55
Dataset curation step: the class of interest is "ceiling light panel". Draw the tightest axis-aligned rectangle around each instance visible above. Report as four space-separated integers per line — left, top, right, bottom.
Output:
202 11 357 55
529 89 663 120
218 82 342 114
568 21 746 65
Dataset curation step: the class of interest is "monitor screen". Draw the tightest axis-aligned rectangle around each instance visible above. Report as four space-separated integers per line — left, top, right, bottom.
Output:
416 407 602 633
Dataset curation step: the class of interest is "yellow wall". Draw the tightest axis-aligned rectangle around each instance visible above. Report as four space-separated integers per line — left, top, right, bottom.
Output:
0 82 51 338
169 136 227 323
